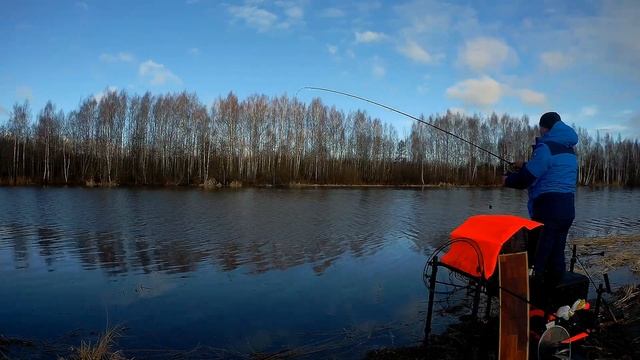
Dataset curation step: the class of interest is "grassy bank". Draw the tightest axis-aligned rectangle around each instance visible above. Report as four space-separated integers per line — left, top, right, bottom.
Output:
0 178 499 189
572 234 640 274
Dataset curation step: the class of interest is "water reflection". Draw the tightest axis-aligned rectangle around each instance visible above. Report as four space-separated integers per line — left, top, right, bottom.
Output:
1 188 639 276
0 188 638 358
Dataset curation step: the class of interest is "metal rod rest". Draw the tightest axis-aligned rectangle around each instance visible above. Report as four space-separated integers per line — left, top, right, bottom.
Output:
424 256 439 348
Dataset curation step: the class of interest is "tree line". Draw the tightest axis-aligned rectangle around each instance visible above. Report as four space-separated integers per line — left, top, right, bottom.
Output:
1 90 639 187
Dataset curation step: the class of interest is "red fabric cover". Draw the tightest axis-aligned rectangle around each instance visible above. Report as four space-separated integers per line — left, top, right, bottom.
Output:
440 215 542 279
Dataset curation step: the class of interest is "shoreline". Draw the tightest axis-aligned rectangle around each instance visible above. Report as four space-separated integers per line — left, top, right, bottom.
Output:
0 181 502 189
0 182 633 190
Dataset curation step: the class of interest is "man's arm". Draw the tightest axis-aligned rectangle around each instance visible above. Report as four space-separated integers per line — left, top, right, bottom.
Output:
504 165 535 189
504 143 551 189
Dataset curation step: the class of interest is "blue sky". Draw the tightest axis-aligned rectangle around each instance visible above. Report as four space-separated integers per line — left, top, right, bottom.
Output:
1 0 639 138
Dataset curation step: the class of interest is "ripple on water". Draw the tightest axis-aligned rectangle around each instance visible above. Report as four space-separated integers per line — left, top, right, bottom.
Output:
0 187 638 358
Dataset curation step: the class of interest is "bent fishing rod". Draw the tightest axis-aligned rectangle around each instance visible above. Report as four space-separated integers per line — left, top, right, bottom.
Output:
298 86 514 166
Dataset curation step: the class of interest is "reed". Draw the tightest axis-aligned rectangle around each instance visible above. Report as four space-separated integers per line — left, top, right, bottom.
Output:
64 326 129 360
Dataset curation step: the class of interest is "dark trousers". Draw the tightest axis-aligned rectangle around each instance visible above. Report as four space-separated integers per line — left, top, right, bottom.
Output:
531 217 573 283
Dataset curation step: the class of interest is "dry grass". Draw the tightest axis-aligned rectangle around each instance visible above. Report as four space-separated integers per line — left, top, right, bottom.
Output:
201 178 222 189
61 326 129 360
0 335 34 360
613 284 640 322
571 234 640 274
0 176 33 186
582 284 640 359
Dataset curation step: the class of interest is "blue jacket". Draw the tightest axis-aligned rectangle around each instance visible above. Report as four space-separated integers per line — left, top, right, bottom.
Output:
505 121 578 220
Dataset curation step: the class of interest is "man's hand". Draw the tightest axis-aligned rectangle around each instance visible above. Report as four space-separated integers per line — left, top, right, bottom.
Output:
508 161 525 173
502 171 513 185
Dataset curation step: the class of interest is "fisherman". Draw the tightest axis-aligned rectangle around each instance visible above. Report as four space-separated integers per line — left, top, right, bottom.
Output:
503 112 578 286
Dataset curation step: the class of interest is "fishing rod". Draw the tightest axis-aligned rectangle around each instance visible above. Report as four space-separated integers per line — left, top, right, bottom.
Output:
298 86 514 166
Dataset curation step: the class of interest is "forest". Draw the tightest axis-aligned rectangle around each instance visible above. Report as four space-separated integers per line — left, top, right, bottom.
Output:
1 90 639 187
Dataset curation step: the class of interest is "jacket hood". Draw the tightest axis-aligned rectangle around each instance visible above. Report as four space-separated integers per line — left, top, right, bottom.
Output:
541 120 578 147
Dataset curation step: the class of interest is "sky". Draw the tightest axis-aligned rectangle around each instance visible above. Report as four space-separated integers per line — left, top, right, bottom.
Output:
1 0 639 139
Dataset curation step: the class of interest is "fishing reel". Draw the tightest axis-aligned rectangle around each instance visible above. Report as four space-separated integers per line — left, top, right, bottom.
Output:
537 325 572 360
505 161 525 174
501 161 525 184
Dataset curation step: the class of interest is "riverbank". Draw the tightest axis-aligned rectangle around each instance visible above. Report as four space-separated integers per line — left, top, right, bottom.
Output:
366 284 640 360
3 180 634 190
0 178 499 189
572 234 640 274
366 234 640 359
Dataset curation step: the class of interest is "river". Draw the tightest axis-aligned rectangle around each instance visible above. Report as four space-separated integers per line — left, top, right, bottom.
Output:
1 187 638 358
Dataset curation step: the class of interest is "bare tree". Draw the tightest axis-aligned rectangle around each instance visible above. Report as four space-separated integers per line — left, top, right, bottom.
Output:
1 91 638 187
8 101 30 183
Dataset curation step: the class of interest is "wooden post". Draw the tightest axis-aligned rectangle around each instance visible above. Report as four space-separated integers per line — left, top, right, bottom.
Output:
498 252 529 360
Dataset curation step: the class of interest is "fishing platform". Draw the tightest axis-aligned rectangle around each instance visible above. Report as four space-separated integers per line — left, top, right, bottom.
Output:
423 215 610 359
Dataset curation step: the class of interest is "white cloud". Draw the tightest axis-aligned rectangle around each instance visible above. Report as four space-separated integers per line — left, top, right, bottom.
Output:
284 6 303 20
0 105 8 116
568 1 640 77
139 60 182 86
626 113 640 138
100 52 135 63
398 40 435 64
518 2 639 79
593 111 640 139
356 1 382 13
540 51 573 71
76 1 88 10
327 44 338 55
394 1 479 42
227 1 303 31
229 5 278 32
447 83 546 108
321 7 345 18
93 86 118 103
518 89 547 106
188 47 200 55
16 86 33 101
459 37 515 72
355 31 386 43
595 124 628 136
581 106 598 117
275 1 305 29
372 64 386 78
446 76 503 107
595 124 626 131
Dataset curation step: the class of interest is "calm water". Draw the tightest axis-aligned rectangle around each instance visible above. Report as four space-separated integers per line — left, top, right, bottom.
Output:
0 187 638 358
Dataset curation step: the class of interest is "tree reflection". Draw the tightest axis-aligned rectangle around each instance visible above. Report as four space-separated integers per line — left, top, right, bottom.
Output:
7 223 29 269
1 220 390 276
95 232 128 275
37 226 61 269
0 189 446 276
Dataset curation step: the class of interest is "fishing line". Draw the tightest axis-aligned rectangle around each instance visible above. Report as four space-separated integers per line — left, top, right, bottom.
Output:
297 86 514 166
